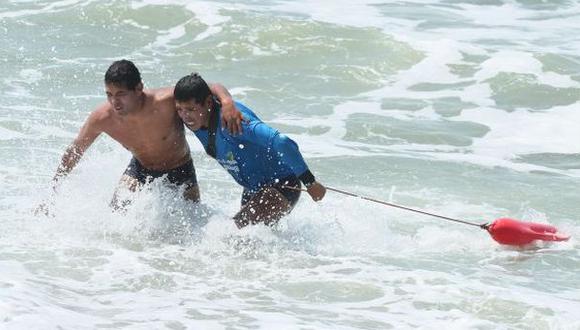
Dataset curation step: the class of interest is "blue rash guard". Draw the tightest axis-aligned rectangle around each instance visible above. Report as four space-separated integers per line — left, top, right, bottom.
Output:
192 101 315 194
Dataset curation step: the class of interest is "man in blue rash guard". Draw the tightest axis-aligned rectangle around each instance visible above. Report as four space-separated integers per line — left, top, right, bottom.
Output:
174 73 326 228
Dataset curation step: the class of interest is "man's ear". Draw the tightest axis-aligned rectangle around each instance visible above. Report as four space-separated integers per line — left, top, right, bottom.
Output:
204 94 213 108
136 82 144 92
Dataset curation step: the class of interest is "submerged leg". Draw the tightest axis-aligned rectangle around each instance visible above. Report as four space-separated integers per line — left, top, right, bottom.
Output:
183 183 201 203
233 187 292 228
110 174 140 212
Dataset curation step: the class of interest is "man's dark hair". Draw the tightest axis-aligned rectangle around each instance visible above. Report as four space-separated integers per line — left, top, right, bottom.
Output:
174 73 211 104
104 60 142 90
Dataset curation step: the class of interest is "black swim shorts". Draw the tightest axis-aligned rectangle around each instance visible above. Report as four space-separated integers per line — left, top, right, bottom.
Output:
123 157 197 188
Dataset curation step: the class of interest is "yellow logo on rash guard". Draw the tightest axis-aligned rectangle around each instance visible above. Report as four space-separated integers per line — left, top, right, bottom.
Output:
227 151 235 162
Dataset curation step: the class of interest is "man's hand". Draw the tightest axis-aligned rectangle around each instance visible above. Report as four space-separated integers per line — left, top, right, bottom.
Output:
209 83 244 135
307 182 326 202
220 100 244 135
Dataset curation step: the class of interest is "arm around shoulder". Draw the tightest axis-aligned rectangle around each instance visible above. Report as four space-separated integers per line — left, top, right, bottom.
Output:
209 82 244 134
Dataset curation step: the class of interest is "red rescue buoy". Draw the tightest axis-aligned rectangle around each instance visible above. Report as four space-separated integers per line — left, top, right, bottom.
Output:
486 218 570 245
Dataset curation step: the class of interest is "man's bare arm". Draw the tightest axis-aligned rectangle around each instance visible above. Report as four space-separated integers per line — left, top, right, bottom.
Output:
209 83 243 135
35 110 103 216
52 111 103 190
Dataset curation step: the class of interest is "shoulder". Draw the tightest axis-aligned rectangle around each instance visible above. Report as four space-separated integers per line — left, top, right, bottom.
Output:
235 101 258 117
150 87 175 102
224 118 277 145
87 102 113 128
147 87 176 109
146 88 178 115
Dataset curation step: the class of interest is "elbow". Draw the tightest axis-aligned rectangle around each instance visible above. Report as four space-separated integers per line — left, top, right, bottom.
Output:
274 134 295 148
272 134 300 156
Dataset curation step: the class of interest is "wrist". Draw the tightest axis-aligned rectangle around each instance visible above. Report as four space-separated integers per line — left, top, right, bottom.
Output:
299 170 315 188
51 177 62 193
306 182 317 190
220 98 233 107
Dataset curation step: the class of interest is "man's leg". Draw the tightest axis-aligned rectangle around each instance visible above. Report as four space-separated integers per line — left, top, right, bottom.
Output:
165 158 199 203
110 174 141 211
110 157 144 211
233 187 292 228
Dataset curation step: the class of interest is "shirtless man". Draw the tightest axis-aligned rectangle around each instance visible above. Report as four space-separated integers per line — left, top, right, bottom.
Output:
46 59 242 210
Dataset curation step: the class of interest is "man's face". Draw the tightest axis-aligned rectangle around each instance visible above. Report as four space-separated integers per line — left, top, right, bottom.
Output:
176 98 210 131
105 83 142 115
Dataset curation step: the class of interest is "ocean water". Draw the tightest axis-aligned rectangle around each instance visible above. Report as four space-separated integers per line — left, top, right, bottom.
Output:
1 0 580 329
